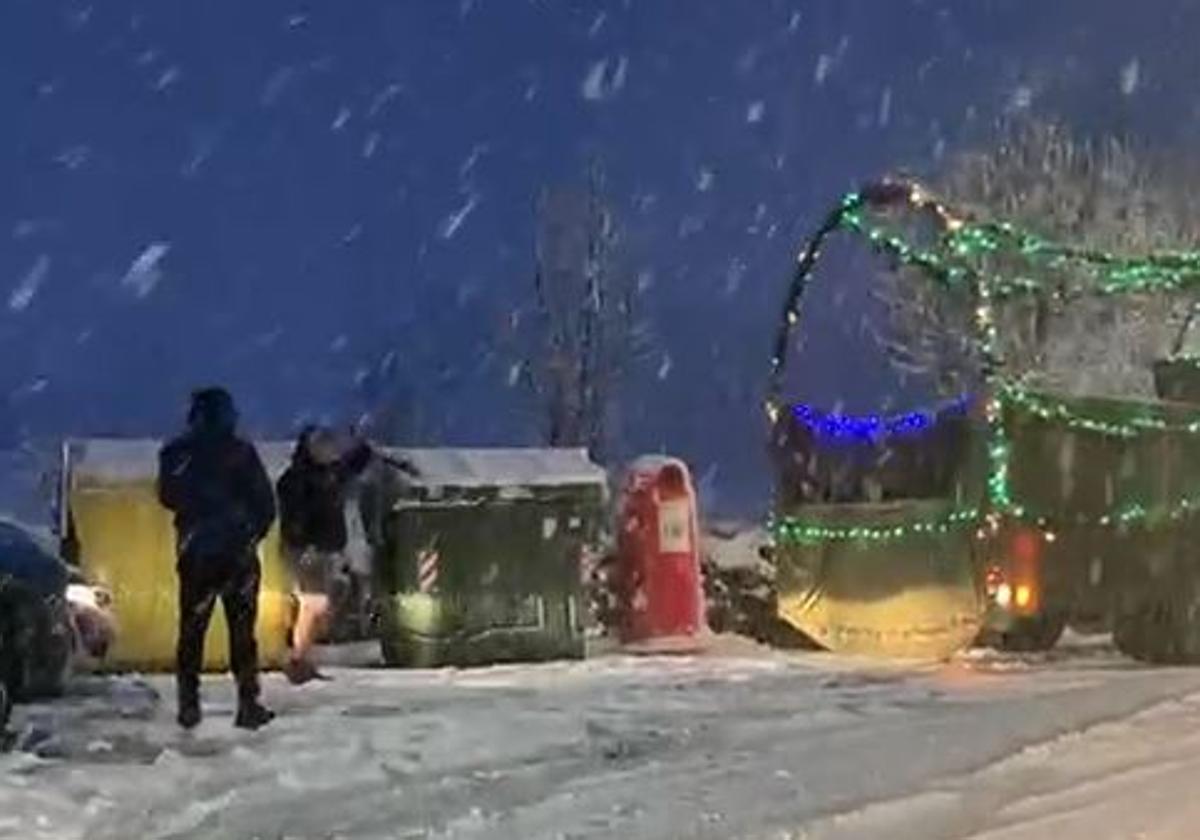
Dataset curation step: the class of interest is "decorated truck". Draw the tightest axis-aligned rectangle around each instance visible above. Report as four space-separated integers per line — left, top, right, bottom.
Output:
765 179 1200 662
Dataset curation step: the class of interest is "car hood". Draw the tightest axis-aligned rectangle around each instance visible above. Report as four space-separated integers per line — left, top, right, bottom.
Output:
0 522 68 598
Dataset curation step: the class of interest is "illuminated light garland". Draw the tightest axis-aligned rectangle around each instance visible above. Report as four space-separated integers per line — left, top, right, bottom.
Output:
788 395 971 443
767 177 1200 545
772 492 1200 546
771 508 979 544
1002 385 1200 438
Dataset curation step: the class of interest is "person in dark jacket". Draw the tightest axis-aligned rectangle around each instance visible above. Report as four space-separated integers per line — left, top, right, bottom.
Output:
157 388 276 730
276 425 374 684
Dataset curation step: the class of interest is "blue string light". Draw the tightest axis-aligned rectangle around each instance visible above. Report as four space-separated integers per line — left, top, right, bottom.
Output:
789 395 972 443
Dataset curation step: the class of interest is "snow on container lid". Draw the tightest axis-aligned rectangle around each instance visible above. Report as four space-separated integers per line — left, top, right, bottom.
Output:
66 438 295 484
380 447 606 490
67 440 607 490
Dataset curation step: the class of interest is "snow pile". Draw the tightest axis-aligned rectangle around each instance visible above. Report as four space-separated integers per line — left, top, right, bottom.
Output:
703 520 768 570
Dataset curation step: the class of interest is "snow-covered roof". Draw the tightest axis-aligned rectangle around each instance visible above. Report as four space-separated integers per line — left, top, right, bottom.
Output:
379 447 606 489
65 439 606 490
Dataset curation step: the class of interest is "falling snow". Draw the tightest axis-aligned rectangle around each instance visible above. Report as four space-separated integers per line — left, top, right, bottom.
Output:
678 215 706 238
878 86 892 127
724 259 747 296
1009 84 1035 111
2 0 1199 646
440 194 480 239
581 56 629 101
814 54 834 86
120 242 170 299
1121 57 1141 96
657 353 673 380
362 131 381 158
9 255 50 312
12 221 41 240
458 144 488 180
55 145 90 170
367 83 403 118
155 66 181 91
260 66 296 107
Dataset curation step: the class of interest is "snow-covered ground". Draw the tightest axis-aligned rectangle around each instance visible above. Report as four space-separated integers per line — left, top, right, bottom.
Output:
6 635 1200 840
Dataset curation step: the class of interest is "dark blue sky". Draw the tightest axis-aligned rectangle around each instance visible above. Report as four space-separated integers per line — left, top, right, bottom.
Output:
2 1 1198 514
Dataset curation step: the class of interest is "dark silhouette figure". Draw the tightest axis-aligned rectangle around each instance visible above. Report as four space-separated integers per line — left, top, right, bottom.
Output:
276 426 374 683
157 388 276 730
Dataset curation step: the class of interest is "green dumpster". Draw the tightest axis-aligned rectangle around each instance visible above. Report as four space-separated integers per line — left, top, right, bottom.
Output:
365 448 608 668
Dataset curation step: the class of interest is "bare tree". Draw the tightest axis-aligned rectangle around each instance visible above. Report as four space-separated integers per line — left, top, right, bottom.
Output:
874 121 1200 399
524 162 637 464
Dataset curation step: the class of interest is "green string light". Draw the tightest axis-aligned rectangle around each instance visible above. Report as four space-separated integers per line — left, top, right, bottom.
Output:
772 491 1200 546
1002 385 1200 438
768 178 1200 547
772 508 979 545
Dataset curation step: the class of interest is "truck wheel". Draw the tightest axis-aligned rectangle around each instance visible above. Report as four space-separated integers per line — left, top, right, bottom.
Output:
1113 606 1152 661
1115 574 1200 664
1115 600 1183 663
992 612 1066 652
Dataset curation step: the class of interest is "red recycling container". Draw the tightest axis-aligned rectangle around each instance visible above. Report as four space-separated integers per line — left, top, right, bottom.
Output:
616 456 708 651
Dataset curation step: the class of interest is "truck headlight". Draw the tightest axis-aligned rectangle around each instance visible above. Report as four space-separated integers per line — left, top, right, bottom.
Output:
994 583 1013 608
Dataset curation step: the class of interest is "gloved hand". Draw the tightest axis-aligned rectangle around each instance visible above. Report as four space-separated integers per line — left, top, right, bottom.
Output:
378 453 421 479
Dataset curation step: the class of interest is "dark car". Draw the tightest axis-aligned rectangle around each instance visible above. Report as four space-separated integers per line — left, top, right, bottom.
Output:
0 521 73 732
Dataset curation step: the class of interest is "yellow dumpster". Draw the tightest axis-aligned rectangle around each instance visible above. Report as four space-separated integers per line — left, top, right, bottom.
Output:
65 439 294 672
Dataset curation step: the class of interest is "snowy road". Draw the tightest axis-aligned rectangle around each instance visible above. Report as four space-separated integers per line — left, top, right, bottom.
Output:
6 636 1200 840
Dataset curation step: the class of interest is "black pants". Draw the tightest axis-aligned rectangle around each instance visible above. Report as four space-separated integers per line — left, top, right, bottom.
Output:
176 553 261 709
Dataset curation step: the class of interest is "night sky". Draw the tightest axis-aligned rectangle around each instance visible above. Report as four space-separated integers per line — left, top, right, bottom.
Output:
3 1 1199 514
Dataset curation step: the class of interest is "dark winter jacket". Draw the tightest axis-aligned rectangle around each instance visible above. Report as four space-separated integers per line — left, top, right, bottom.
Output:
157 431 276 564
276 439 373 554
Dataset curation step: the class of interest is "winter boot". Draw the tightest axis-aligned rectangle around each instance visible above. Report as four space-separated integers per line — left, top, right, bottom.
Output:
234 702 275 730
177 704 202 730
177 677 202 730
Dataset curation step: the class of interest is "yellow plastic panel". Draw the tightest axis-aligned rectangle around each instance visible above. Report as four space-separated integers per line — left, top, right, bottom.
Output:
70 479 290 672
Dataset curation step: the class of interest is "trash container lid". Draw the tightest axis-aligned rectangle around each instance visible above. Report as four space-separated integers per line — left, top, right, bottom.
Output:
381 447 606 490
66 438 293 483
66 440 608 491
